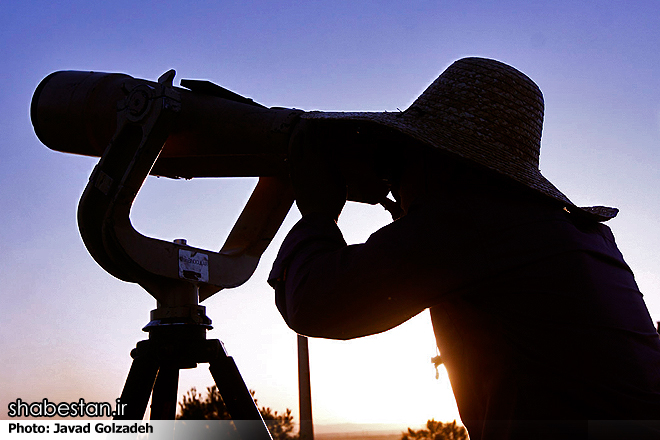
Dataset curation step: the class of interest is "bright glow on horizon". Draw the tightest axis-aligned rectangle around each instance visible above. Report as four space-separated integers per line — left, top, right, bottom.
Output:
307 311 462 426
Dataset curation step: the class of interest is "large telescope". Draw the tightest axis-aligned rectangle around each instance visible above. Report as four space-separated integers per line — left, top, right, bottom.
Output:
31 70 394 305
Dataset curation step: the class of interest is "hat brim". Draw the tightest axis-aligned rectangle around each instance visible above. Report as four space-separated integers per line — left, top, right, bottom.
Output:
302 111 618 222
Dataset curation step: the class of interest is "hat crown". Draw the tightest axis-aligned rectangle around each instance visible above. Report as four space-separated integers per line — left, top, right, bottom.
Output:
407 57 545 170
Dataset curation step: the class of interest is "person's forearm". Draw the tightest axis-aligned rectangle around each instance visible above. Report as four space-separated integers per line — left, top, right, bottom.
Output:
271 213 432 339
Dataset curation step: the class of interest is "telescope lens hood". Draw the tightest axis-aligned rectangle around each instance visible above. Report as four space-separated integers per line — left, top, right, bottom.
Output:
31 70 136 157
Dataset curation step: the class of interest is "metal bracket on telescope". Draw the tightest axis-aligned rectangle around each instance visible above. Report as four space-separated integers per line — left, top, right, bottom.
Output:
77 70 294 307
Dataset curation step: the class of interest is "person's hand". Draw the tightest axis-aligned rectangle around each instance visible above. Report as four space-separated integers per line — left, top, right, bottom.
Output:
288 120 347 221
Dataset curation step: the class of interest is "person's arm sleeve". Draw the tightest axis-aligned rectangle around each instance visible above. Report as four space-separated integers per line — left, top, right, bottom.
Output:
268 211 440 340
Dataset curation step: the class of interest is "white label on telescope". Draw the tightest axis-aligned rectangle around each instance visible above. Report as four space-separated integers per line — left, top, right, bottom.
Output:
178 250 209 283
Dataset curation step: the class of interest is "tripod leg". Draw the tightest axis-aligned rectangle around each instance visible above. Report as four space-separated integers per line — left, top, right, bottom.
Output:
115 345 159 420
209 349 272 440
150 365 180 420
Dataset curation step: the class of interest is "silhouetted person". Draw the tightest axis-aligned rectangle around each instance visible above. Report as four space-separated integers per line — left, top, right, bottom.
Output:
268 58 660 439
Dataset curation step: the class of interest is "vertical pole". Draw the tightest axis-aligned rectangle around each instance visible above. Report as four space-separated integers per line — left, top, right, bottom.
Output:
297 335 314 440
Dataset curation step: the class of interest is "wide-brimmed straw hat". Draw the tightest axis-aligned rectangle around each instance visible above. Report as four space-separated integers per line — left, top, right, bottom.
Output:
302 57 618 222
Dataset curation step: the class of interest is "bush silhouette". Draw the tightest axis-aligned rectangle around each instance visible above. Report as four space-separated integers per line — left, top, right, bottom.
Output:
402 419 468 440
178 385 299 440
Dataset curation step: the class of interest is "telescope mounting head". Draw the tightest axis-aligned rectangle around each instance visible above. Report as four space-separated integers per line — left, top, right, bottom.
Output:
58 69 296 316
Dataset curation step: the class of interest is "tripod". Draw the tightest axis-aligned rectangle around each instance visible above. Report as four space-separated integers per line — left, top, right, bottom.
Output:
115 306 272 439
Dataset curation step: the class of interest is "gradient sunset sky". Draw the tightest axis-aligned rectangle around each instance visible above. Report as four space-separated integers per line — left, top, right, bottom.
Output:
1 0 659 432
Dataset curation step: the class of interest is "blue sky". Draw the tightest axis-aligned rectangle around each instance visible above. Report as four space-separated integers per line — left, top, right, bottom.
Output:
1 0 659 432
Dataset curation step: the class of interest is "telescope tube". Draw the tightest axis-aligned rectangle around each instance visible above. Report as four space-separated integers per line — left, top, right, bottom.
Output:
31 71 302 178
